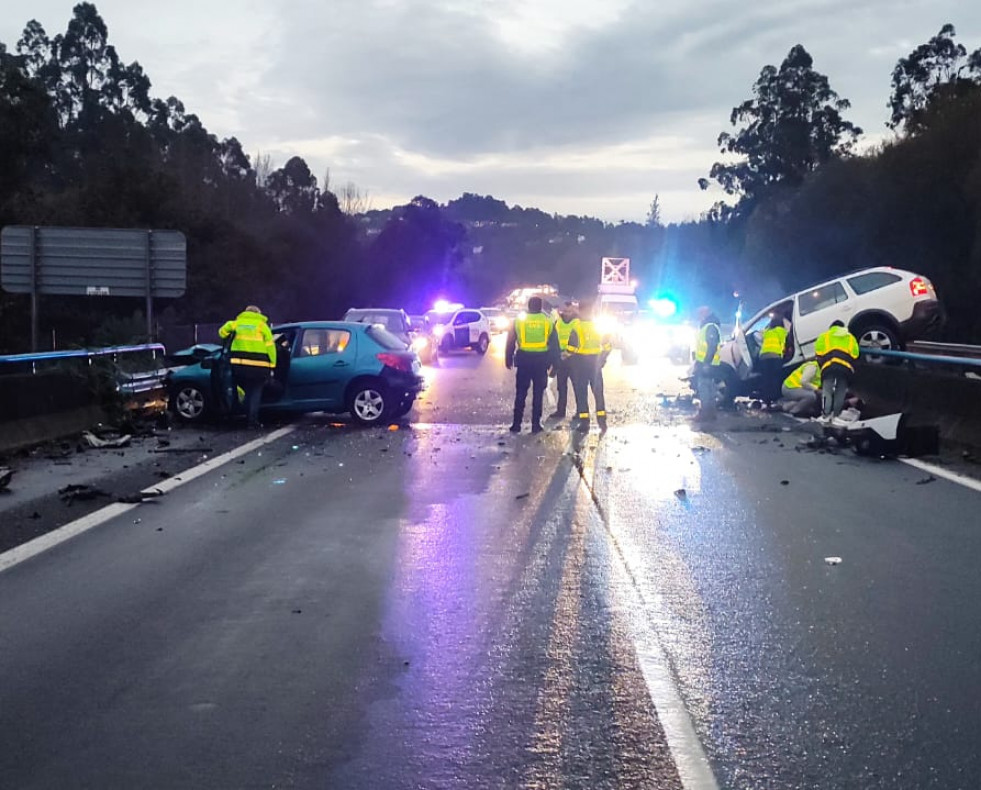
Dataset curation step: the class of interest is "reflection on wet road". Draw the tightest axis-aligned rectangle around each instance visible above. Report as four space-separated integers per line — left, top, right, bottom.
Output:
2 342 981 789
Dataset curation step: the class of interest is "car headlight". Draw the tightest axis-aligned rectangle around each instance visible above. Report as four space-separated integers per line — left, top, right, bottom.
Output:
411 336 428 351
433 324 446 337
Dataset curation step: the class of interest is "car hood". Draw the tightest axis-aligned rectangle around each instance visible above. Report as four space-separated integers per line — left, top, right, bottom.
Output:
166 343 222 366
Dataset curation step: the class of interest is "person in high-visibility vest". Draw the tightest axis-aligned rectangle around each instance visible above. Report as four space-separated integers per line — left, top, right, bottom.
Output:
506 296 560 433
758 312 790 407
693 306 722 423
780 360 821 417
549 301 578 420
218 305 276 427
814 320 860 419
565 299 613 433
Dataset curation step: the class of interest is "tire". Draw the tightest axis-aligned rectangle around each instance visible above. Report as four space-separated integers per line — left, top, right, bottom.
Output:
853 321 901 363
347 381 391 426
393 395 415 418
475 334 490 355
170 383 210 423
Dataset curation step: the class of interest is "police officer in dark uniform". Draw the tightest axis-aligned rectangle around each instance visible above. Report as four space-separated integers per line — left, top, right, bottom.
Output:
506 296 560 433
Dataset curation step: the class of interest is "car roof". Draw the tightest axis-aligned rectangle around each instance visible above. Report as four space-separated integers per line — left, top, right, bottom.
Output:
273 320 372 332
343 307 406 315
794 266 920 296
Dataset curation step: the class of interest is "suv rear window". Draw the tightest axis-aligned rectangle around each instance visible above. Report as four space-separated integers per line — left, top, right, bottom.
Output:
846 271 901 295
344 310 405 332
366 325 408 350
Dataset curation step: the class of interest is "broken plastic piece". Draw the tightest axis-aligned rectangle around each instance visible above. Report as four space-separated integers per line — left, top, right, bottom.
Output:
388 424 400 431
82 431 132 449
674 489 687 499
824 556 842 565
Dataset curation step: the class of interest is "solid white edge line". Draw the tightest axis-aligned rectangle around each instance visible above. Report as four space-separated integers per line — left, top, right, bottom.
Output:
0 425 296 575
899 457 981 494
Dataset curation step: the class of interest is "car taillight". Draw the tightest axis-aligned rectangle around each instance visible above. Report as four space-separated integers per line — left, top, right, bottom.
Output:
909 277 932 297
376 352 412 372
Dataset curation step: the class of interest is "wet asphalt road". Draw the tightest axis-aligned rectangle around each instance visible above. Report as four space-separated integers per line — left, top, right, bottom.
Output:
2 334 981 789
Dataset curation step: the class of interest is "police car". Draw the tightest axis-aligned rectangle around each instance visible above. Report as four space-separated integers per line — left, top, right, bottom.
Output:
424 304 492 355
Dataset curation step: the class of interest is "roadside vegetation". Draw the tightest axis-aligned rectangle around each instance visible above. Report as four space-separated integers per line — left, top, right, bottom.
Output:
1 5 978 350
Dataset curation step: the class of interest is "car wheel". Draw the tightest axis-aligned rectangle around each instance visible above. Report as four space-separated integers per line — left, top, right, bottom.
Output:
476 334 490 355
170 383 209 423
853 322 900 362
348 382 390 426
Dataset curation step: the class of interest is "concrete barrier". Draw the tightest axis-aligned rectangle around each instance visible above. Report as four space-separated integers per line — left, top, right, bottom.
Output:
0 372 105 453
853 363 981 450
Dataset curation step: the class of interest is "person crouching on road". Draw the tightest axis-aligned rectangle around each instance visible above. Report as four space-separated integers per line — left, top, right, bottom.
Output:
780 360 821 417
566 299 613 433
219 305 276 428
693 306 722 423
814 320 860 420
506 296 559 434
758 312 790 407
549 301 578 420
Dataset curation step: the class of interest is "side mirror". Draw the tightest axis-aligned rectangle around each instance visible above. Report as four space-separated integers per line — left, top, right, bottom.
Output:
201 358 214 370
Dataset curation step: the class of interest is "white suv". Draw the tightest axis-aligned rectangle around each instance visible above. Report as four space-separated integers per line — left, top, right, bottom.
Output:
425 307 492 355
720 267 944 384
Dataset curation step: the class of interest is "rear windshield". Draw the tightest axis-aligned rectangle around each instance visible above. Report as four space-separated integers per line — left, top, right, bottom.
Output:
345 310 404 331
366 325 408 350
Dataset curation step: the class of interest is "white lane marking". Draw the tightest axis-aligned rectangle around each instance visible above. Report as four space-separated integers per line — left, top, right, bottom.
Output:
900 458 981 494
573 436 718 790
0 426 296 575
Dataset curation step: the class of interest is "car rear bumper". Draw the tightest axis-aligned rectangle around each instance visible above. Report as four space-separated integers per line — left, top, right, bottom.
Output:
900 299 945 340
382 368 426 395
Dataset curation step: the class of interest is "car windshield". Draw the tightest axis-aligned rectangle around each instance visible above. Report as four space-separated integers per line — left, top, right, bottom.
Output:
366 325 408 350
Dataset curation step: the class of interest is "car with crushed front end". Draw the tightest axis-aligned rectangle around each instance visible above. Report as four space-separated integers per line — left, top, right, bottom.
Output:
718 266 944 399
167 321 425 426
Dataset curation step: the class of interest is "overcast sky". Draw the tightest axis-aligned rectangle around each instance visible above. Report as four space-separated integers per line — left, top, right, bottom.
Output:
2 1 979 222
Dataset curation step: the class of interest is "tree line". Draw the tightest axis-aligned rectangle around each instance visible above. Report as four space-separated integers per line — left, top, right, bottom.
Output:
0 5 978 352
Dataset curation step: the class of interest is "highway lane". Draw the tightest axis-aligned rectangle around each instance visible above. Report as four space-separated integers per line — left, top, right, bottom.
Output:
2 334 980 788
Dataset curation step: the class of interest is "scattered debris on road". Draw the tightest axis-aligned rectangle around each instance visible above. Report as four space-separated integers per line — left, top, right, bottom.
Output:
915 475 937 485
0 467 13 491
515 492 530 500
58 484 110 504
116 490 165 504
780 480 790 486
824 556 843 566
674 488 687 500
82 431 132 449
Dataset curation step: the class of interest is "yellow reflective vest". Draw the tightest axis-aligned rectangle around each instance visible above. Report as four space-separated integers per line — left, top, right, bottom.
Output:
760 326 788 356
567 319 611 355
814 326 859 372
695 323 721 365
514 312 552 352
219 310 276 368
783 361 821 390
554 317 576 351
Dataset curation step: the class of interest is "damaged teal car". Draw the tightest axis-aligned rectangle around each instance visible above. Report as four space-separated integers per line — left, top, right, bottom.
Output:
167 321 425 426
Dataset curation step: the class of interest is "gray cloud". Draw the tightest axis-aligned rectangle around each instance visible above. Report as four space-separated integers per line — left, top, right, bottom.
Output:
2 1 981 221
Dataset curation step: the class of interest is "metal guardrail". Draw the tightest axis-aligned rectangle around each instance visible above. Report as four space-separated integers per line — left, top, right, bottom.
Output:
907 341 981 360
862 347 981 369
0 344 169 397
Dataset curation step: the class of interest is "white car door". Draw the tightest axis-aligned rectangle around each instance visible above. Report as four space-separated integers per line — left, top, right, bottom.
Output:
794 281 850 357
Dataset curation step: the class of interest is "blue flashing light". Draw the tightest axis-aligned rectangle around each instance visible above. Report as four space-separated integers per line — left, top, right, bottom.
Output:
650 297 678 319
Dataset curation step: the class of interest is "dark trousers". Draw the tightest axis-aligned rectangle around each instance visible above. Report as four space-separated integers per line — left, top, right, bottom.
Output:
758 355 784 404
554 357 571 416
821 365 852 417
513 355 549 427
232 365 270 426
571 355 606 427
